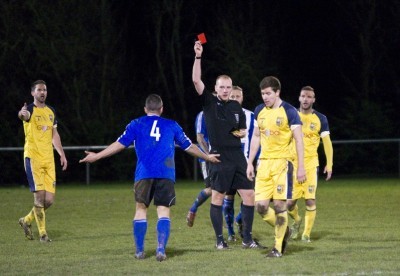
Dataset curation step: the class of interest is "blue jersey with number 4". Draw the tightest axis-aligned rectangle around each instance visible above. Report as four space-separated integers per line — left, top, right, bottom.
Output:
117 115 192 182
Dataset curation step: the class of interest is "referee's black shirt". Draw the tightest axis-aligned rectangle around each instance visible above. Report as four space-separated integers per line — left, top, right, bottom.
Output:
200 89 246 150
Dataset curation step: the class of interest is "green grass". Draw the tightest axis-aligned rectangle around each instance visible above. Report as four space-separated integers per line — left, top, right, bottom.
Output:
1 178 400 275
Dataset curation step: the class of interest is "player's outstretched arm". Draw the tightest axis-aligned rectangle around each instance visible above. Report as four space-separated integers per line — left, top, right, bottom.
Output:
186 144 220 163
79 141 125 163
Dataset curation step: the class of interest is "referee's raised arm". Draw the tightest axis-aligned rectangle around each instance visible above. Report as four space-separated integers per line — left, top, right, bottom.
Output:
192 41 205 95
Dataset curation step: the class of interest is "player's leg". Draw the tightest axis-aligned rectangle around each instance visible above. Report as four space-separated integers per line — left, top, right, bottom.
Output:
266 159 293 257
186 187 211 227
271 199 289 254
19 206 35 240
154 179 175 261
35 162 56 242
210 190 227 249
156 206 170 262
302 166 318 242
133 179 154 259
187 162 211 227
235 202 243 238
287 199 302 239
223 192 236 241
33 191 49 242
302 199 316 242
133 203 148 259
19 158 37 240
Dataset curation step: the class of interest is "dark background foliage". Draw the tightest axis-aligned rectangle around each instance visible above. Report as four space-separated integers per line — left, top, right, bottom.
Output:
1 0 399 185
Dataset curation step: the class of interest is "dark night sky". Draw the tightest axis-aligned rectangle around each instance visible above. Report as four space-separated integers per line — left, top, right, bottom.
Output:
118 1 399 130
1 0 399 183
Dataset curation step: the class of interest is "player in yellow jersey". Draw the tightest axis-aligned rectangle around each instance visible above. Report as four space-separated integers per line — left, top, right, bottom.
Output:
18 80 68 242
247 76 306 258
287 86 333 242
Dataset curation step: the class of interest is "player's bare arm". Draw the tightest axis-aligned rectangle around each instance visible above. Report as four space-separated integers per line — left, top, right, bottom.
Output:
292 125 306 183
322 134 333 181
186 144 220 163
246 127 261 181
52 127 68 171
79 141 125 163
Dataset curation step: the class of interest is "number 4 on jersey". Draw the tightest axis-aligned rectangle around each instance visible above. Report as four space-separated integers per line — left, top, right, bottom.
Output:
150 120 161 141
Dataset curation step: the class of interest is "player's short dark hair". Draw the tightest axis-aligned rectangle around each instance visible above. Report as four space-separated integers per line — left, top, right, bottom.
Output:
145 94 163 112
301 85 314 92
31 80 46 91
259 76 281 92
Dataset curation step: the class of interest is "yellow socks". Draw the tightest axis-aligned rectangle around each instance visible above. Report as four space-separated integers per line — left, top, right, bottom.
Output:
288 204 302 224
24 207 36 225
303 205 316 238
33 205 46 237
274 211 288 253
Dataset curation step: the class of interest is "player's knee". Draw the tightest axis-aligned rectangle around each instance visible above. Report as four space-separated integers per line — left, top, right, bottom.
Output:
255 203 267 215
44 199 54 209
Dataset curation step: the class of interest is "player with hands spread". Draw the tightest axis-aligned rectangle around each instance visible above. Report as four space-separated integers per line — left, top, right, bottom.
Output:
80 94 219 262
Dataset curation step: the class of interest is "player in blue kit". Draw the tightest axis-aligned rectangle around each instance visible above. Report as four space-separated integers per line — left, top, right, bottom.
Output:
80 94 220 262
186 111 212 227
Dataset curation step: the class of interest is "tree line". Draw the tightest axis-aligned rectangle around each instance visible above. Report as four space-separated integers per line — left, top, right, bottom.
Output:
1 1 398 185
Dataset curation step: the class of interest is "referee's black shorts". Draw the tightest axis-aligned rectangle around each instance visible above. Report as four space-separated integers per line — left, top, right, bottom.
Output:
208 147 254 193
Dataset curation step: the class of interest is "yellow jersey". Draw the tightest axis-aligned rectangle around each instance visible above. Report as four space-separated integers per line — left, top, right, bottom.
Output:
23 104 57 163
254 101 302 160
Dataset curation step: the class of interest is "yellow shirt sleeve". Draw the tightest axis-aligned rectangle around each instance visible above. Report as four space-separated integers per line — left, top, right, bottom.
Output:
322 135 333 171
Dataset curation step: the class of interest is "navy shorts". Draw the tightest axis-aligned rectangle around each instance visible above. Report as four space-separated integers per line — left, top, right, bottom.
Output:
134 178 176 207
208 148 254 193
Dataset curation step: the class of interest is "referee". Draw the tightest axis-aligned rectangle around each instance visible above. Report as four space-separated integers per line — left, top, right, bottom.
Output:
192 41 264 250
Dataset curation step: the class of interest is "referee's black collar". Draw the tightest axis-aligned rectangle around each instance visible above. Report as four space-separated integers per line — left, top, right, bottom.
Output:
216 95 231 104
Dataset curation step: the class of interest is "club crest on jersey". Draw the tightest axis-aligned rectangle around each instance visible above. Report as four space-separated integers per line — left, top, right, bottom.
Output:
49 115 54 122
310 122 316 131
308 185 315 193
277 185 284 194
276 117 283 127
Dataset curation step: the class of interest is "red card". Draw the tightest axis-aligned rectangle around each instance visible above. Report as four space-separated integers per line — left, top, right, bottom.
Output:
197 33 207 44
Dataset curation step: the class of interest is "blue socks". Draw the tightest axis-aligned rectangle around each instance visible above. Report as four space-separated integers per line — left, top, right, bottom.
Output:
223 198 235 236
134 218 171 255
156 217 170 254
133 219 147 253
190 190 211 213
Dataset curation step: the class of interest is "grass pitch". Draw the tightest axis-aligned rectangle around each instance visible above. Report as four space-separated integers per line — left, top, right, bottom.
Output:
1 178 399 275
